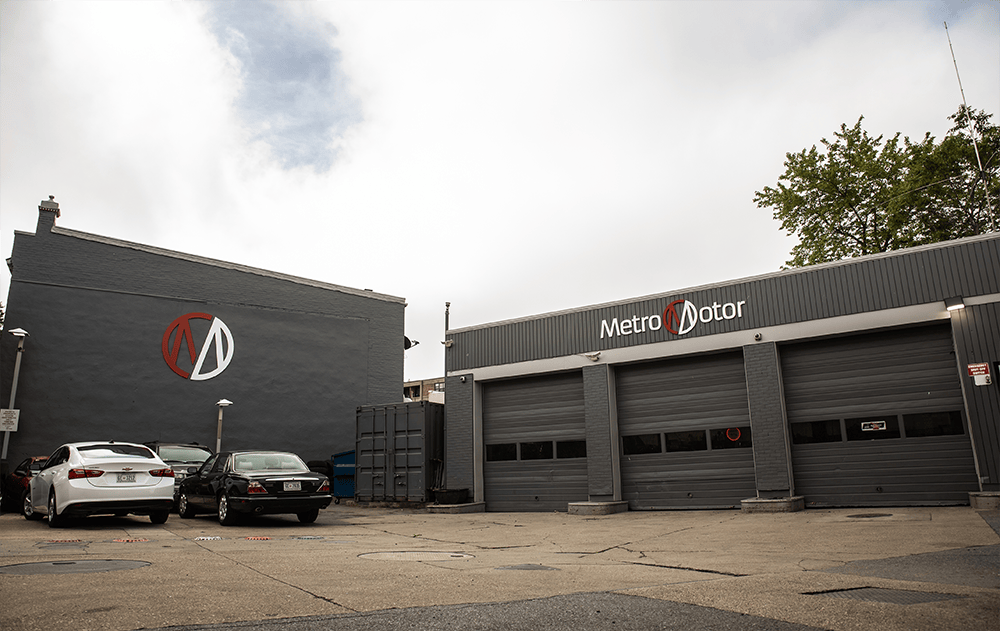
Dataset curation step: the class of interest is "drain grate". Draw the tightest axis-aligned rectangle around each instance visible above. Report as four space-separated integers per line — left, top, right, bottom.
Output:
807 587 963 605
496 564 560 571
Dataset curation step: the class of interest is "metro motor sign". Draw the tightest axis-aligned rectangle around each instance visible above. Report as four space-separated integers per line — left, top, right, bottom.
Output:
600 298 747 339
162 312 235 381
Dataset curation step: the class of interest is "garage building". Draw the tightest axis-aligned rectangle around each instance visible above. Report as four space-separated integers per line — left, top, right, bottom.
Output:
1 198 405 470
443 234 999 511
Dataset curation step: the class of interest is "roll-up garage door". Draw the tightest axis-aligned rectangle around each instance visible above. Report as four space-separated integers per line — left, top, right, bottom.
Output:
616 351 755 509
782 324 978 506
482 371 589 512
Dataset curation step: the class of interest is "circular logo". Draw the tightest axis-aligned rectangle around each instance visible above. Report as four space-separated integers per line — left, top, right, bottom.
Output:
162 313 235 381
662 299 698 335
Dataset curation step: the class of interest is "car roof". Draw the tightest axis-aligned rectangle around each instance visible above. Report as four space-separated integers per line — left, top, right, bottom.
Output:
146 442 213 449
66 441 150 449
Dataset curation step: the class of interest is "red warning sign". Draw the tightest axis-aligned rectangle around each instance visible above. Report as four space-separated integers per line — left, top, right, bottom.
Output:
967 363 991 377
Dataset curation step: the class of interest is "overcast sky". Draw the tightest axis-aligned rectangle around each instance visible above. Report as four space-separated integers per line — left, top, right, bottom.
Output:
1 1 997 381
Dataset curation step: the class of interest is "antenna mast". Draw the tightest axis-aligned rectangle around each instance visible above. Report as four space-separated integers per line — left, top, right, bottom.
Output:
944 22 996 232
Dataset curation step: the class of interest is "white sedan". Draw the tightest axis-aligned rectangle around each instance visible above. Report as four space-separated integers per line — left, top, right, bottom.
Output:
23 441 175 526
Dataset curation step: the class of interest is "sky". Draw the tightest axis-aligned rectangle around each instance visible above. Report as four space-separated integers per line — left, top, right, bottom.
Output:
1 0 998 381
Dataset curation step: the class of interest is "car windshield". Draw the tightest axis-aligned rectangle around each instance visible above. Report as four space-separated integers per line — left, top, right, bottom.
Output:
78 444 155 459
158 446 213 463
231 453 308 473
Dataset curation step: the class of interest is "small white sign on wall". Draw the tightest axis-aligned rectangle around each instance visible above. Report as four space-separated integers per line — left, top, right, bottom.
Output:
0 409 20 432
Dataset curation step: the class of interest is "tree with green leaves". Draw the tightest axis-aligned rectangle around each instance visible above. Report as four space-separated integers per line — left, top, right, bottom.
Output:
755 107 998 268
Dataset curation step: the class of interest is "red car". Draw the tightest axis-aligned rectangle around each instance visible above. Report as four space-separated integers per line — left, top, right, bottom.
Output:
3 456 47 511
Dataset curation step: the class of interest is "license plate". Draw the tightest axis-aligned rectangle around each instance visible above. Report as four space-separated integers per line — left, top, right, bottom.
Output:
117 472 136 483
283 481 301 492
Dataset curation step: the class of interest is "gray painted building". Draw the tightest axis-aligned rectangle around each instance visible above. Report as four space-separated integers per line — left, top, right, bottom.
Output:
1 198 406 469
443 233 1000 511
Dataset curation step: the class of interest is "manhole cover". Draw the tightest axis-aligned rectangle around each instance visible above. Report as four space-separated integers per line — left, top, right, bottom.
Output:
0 560 150 575
496 564 560 571
112 538 149 543
808 587 963 605
194 536 223 541
360 551 473 561
245 536 271 541
295 536 324 540
847 513 893 519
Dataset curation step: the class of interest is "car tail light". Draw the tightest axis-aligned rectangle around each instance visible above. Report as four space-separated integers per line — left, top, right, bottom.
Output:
149 468 175 478
318 480 330 492
247 481 267 494
68 468 104 479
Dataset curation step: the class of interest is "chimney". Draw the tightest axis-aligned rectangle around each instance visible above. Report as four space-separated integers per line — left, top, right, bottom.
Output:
37 195 60 233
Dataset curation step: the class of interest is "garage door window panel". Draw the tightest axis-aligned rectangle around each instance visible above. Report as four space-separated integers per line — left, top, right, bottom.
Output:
904 411 965 438
520 441 554 460
709 426 752 449
556 440 587 459
845 415 900 441
665 430 707 452
791 420 843 444
485 443 517 462
622 434 661 455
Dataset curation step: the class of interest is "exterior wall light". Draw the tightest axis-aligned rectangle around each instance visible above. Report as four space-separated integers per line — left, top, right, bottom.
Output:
215 399 233 453
945 297 966 311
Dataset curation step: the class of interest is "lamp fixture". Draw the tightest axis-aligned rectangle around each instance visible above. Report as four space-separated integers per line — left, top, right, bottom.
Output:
945 296 966 311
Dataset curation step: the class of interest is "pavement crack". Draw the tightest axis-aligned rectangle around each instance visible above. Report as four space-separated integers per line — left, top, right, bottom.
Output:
189 539 358 612
624 560 747 577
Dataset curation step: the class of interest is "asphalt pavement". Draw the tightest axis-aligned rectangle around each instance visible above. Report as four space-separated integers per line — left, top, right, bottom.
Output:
0 503 997 631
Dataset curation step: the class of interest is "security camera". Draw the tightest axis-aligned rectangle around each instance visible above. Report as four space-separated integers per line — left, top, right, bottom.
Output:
754 333 762 341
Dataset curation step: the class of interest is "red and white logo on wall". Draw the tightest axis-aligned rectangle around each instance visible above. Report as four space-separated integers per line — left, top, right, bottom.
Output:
162 313 235 381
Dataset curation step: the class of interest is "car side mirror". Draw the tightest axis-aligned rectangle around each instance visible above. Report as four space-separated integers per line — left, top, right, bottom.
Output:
187 467 199 474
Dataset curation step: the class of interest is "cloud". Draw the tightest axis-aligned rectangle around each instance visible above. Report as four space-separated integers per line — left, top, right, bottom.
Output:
203 1 361 172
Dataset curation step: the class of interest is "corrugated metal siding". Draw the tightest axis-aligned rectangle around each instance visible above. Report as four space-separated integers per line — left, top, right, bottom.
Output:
782 324 978 506
791 438 978 506
781 324 965 421
950 302 1000 489
481 371 588 511
483 460 589 512
356 402 444 502
447 235 1000 372
616 352 756 509
482 372 585 443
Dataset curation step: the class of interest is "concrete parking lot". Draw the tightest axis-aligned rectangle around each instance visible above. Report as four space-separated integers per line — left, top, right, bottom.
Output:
1 504 998 631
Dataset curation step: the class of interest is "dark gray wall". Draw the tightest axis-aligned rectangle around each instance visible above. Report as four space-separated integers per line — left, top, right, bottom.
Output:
444 374 475 492
1 209 405 466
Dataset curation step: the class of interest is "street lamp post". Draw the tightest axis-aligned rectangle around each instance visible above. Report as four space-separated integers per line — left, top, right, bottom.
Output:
215 399 233 453
2 328 30 468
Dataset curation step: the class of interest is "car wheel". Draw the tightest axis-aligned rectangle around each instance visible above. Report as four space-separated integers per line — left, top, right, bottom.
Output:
23 490 42 520
149 510 169 524
218 493 239 526
47 491 65 528
297 508 319 523
178 492 196 518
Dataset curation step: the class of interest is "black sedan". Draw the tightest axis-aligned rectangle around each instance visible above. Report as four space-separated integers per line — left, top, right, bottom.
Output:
177 451 331 525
